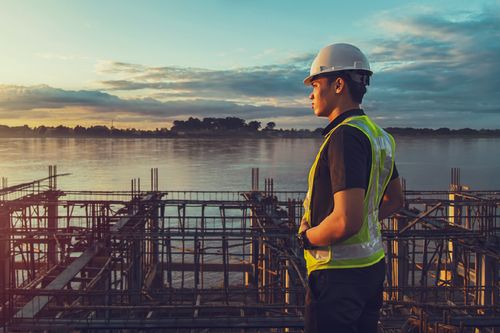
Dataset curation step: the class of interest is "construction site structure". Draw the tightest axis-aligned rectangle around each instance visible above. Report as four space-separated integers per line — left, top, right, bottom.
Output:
0 166 498 332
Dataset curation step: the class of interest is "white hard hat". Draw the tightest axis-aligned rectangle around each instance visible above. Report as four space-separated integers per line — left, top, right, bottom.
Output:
303 43 372 86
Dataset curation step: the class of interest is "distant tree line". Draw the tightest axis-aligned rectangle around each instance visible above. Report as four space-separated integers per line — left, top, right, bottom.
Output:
0 118 499 138
0 117 321 138
0 124 171 138
171 117 268 132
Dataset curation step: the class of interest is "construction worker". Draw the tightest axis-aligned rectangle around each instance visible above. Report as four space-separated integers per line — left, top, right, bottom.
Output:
297 43 404 333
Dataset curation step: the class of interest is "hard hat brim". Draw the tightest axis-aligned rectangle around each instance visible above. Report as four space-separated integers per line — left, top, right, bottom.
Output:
303 68 373 86
303 74 316 86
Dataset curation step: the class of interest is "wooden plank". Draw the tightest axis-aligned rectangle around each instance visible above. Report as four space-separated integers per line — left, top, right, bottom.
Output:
194 294 201 318
15 242 103 318
167 263 252 272
9 317 305 329
15 194 159 319
110 194 155 232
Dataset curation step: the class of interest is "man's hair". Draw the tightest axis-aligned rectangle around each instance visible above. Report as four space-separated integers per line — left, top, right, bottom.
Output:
326 71 368 104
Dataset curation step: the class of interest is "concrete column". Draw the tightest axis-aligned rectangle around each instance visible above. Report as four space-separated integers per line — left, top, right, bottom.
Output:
47 191 58 267
150 196 161 289
396 216 409 301
448 192 462 286
129 236 142 305
0 208 10 303
479 254 496 317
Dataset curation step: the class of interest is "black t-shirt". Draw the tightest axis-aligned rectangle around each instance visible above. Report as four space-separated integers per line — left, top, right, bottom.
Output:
309 109 399 228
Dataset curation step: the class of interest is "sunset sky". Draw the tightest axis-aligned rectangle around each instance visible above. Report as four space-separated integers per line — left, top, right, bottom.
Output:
0 0 498 129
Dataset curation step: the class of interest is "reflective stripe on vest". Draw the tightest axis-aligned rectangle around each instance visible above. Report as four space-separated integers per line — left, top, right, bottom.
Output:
302 115 395 274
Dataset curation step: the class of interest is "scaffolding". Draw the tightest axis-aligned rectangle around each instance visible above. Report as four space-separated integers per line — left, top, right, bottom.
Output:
0 167 498 332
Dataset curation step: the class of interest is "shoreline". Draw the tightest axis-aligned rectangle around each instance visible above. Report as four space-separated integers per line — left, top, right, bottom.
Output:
1 132 500 139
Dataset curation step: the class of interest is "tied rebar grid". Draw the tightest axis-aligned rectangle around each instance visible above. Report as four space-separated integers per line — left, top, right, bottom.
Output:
0 168 499 333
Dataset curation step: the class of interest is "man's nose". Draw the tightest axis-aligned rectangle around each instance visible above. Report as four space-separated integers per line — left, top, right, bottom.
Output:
309 92 314 100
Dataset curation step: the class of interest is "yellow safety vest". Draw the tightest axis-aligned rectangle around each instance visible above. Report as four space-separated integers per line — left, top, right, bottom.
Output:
302 115 395 275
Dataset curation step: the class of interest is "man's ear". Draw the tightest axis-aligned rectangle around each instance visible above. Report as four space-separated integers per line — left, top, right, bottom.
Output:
335 77 345 94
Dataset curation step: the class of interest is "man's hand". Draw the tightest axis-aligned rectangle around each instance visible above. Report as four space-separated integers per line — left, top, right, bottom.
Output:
297 219 313 249
379 177 404 220
306 188 364 246
299 219 310 233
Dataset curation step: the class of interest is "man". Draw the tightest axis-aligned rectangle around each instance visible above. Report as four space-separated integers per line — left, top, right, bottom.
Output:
297 43 404 333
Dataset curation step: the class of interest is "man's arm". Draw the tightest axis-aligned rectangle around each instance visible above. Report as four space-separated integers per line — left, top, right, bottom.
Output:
305 188 364 247
303 177 404 246
378 177 404 221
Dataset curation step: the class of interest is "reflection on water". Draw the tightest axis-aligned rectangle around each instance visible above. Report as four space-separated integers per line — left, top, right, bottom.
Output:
395 137 500 190
0 137 499 191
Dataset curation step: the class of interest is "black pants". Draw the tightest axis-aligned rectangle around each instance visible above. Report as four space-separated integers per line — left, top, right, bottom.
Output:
304 259 386 333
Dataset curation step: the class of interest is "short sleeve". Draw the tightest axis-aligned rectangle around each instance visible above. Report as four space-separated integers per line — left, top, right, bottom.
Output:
391 163 399 180
327 126 371 194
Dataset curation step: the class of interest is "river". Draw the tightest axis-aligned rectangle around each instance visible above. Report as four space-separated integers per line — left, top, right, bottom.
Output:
1 136 499 191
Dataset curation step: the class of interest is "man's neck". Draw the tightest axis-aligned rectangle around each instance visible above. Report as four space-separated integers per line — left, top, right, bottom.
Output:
328 101 360 122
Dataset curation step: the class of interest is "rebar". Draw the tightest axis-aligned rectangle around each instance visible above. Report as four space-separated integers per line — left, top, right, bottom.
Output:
0 168 498 332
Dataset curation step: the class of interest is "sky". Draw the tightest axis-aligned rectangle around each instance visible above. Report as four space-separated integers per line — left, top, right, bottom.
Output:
0 0 499 130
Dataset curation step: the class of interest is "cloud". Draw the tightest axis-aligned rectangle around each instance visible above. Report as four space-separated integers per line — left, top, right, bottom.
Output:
90 6 500 129
96 61 148 75
0 84 125 111
365 5 500 127
0 84 310 127
1 6 499 129
97 61 310 100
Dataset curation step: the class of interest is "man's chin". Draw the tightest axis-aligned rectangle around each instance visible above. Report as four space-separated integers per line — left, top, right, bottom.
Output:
314 109 326 118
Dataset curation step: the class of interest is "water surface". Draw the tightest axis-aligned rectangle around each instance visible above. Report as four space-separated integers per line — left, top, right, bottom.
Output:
0 137 499 191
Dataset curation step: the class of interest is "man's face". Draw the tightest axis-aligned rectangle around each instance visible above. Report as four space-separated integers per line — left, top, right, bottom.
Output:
309 77 337 118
